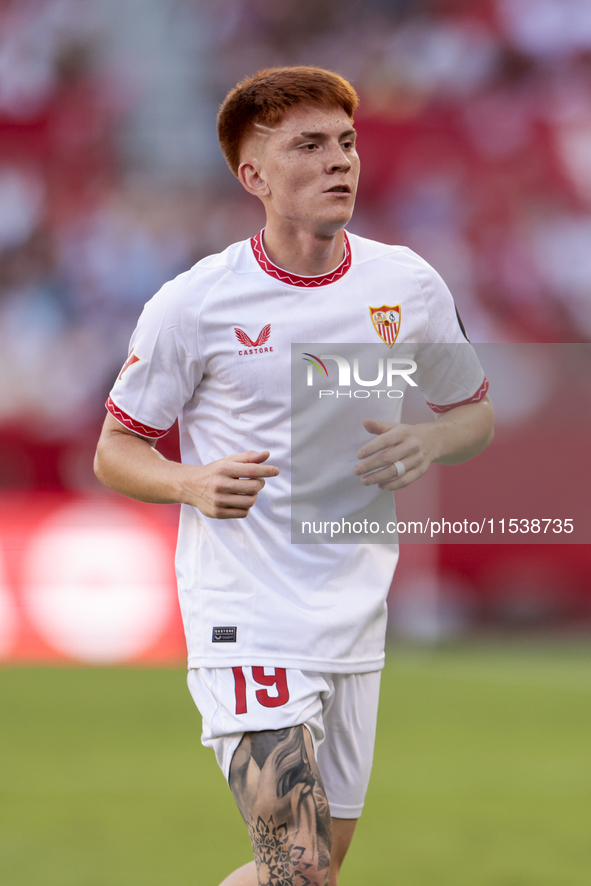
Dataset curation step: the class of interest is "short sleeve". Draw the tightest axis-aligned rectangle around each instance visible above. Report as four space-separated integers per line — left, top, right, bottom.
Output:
413 341 489 413
107 277 203 437
403 249 489 412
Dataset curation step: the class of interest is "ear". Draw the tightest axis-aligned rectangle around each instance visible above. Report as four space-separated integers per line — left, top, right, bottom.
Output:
237 160 270 200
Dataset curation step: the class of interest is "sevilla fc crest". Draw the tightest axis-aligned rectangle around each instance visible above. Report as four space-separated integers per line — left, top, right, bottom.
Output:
369 304 401 348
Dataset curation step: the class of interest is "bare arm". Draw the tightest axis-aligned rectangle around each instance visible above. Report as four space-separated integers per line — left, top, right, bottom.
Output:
94 413 279 519
353 393 494 491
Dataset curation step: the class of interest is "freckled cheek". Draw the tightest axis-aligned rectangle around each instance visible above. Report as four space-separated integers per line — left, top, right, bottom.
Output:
271 185 312 219
277 171 318 204
280 189 311 216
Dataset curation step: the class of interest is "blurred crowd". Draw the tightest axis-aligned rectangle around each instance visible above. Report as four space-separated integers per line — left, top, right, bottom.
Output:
1 0 591 489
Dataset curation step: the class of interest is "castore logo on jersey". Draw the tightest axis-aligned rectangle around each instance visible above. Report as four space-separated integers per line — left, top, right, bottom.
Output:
234 324 273 356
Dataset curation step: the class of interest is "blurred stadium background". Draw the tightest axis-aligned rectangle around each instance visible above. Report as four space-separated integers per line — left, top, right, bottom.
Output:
0 0 590 883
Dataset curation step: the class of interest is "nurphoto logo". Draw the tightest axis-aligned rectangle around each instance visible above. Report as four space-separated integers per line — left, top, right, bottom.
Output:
302 352 417 398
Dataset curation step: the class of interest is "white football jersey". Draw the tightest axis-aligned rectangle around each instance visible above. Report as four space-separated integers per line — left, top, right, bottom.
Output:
107 231 488 673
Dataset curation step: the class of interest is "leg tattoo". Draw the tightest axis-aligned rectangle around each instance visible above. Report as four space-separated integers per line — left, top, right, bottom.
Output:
230 726 332 886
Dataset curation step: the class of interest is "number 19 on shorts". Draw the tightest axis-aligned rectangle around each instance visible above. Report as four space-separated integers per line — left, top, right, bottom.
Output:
232 667 290 714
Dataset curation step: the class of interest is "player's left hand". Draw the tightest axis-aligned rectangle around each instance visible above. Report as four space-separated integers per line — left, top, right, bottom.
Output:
352 418 438 490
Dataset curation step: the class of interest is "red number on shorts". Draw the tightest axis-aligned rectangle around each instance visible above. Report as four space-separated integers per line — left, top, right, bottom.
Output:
232 666 247 715
232 667 290 714
252 667 290 708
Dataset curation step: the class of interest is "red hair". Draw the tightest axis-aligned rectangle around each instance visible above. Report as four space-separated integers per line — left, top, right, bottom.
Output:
217 66 359 176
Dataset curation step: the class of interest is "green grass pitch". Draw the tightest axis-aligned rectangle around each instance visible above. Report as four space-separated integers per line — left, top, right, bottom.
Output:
1 644 590 885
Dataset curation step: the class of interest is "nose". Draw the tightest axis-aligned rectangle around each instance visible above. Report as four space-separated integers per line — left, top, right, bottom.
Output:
326 143 352 173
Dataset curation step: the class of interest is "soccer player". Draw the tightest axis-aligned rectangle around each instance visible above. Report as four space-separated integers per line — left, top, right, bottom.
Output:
95 67 494 886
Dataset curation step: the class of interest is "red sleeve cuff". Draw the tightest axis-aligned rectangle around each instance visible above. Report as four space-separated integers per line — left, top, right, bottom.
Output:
427 377 489 414
105 397 170 439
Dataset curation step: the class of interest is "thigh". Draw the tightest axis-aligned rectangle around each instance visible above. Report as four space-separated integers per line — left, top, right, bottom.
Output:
217 819 357 886
230 725 333 886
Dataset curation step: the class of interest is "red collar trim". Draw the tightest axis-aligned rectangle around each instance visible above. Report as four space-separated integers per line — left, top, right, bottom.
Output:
250 230 352 287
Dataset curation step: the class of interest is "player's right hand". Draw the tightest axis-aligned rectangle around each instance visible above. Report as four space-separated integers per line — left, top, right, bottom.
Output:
179 450 279 519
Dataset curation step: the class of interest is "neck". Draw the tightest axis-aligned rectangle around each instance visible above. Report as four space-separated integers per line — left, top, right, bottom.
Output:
261 222 346 276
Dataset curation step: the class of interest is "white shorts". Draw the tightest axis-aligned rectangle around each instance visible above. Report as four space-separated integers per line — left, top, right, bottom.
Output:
187 666 381 819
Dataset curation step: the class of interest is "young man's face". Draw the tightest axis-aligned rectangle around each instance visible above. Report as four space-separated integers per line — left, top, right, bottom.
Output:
239 103 360 237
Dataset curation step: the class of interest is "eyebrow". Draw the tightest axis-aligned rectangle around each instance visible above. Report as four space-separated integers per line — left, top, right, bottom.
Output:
292 128 357 142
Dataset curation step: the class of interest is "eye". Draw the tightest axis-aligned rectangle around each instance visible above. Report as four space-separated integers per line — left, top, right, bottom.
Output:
302 143 317 151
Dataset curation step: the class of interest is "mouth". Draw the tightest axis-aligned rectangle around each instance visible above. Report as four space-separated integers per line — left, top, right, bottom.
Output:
325 185 351 194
